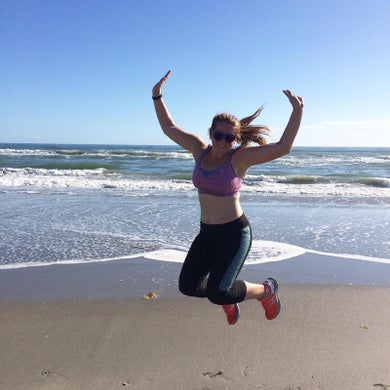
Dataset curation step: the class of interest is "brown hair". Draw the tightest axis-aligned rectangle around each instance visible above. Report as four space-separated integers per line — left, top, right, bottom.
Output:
209 106 271 147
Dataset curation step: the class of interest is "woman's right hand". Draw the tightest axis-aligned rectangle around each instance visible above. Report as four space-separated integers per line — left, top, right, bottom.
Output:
152 70 171 97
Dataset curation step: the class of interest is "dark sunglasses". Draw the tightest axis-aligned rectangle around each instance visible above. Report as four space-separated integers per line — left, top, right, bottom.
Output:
212 130 236 143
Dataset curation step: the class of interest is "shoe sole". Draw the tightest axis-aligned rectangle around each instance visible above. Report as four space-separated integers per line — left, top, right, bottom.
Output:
267 278 281 320
228 303 240 325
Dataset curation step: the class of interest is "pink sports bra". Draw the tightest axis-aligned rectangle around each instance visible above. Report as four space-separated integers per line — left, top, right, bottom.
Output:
192 146 242 197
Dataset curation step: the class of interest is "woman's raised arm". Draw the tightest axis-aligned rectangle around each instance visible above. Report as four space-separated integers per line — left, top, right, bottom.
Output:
237 90 304 171
152 71 205 156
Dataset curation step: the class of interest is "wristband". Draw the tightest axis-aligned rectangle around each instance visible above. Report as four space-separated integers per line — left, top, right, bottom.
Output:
152 94 162 100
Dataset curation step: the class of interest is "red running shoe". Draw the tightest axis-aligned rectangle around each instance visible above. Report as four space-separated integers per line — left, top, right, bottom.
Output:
258 278 281 320
222 303 240 325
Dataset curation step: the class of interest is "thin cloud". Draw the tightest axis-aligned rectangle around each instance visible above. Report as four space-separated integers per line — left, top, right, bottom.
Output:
325 120 390 127
303 120 390 130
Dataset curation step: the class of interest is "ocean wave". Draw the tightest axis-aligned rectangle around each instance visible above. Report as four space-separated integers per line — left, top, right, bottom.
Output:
0 146 193 160
1 145 389 199
278 154 389 168
245 173 390 192
0 148 57 157
1 167 389 199
274 175 390 188
277 175 319 184
0 167 196 193
357 177 390 188
1 167 108 177
36 161 122 171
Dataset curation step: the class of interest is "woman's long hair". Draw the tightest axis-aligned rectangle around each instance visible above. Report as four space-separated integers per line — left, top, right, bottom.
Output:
209 106 271 147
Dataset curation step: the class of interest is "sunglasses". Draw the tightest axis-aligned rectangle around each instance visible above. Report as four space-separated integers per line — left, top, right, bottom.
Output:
212 130 236 143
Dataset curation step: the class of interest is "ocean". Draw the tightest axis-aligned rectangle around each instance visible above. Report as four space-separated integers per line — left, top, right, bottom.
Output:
0 143 389 269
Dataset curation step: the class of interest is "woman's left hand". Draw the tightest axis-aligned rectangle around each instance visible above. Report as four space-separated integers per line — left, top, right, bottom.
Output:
283 90 304 111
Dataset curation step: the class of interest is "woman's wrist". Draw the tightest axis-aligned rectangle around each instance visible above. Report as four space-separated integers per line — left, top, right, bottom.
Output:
292 104 304 113
152 94 162 100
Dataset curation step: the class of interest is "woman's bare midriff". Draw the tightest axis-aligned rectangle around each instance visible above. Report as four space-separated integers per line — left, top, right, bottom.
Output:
198 193 244 224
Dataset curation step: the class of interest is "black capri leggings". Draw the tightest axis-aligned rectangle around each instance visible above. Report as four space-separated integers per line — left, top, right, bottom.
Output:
178 214 252 305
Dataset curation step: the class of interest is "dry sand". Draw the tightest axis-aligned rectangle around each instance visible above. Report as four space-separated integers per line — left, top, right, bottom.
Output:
1 255 389 389
1 287 389 389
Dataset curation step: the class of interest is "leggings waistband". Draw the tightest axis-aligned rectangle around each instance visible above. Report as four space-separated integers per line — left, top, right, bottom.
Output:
200 213 249 232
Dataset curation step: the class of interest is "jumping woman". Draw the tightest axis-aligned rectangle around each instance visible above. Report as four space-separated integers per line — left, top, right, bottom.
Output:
152 70 304 324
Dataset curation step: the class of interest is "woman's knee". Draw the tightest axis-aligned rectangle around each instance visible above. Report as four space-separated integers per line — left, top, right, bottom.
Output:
206 280 246 305
206 288 230 305
178 277 206 298
178 280 194 297
178 276 193 296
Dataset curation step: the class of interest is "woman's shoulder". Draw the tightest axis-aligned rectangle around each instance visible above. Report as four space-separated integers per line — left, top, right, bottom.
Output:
230 145 256 178
193 144 211 161
231 144 249 159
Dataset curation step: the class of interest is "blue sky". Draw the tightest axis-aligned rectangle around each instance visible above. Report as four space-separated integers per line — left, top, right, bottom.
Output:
1 0 389 146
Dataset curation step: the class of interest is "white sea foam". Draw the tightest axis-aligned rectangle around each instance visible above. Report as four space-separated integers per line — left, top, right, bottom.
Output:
3 240 388 270
140 240 390 265
0 148 57 157
1 167 389 199
142 240 306 264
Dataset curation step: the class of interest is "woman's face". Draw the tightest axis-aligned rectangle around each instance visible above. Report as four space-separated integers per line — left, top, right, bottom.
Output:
210 122 237 152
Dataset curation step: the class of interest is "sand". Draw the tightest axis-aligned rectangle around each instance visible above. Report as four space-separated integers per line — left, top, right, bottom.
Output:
1 255 390 389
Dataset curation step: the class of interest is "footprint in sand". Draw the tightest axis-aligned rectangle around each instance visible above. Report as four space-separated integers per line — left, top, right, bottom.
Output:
41 370 68 379
202 370 224 378
40 370 70 385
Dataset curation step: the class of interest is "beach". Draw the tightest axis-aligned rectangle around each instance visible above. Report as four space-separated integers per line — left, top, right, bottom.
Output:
1 255 390 390
1 144 389 389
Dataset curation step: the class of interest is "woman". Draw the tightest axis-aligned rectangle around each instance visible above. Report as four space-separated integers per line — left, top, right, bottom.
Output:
152 70 304 325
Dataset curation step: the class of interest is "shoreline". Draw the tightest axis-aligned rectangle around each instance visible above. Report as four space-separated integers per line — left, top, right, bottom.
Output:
0 252 389 302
